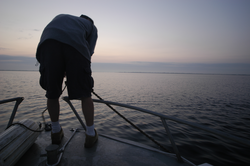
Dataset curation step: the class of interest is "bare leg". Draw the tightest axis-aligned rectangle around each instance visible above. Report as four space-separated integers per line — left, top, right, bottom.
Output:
47 98 60 122
81 97 94 126
47 98 63 144
82 97 97 147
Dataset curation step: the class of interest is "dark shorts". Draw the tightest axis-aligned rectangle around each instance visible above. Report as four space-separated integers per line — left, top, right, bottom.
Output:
37 39 93 99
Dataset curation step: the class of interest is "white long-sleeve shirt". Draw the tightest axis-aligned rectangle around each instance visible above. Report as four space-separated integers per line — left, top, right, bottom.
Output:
37 14 98 61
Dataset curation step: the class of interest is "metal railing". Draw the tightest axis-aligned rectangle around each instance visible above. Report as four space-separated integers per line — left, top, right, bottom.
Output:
2 96 249 164
92 99 250 146
0 97 24 129
62 96 250 162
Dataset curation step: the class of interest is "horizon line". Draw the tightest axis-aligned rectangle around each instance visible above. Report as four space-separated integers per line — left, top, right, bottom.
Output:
1 69 250 76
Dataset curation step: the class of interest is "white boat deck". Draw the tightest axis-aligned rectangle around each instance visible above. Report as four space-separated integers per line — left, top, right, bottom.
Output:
15 128 193 166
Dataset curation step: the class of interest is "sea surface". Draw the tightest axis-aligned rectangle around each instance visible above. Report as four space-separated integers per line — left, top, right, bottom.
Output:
0 71 250 166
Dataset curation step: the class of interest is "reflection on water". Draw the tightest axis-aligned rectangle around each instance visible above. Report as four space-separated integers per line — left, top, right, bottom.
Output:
0 71 250 166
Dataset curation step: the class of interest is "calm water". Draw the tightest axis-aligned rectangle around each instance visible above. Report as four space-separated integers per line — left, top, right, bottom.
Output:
0 71 250 166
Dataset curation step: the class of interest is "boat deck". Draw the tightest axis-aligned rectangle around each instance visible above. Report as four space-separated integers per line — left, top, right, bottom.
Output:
15 128 192 166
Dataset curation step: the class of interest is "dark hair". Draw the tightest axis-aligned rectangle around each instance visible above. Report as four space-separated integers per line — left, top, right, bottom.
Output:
80 15 94 24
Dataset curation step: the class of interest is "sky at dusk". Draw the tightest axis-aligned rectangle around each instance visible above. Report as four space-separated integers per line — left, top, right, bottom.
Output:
0 0 250 74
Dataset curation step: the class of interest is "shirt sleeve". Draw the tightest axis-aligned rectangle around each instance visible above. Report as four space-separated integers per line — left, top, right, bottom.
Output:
87 25 98 56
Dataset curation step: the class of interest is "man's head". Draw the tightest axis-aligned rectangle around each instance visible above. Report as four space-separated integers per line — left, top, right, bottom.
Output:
80 15 94 24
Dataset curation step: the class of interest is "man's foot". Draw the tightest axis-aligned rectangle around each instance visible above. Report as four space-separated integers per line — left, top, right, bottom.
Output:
51 128 64 144
85 129 98 148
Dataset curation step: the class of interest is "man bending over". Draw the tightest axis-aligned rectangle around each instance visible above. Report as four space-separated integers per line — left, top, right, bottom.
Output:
36 14 98 148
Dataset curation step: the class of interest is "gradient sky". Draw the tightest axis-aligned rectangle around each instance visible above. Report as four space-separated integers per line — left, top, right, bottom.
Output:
0 0 250 65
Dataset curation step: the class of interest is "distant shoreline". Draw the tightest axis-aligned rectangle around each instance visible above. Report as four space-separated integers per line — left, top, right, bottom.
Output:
1 70 249 76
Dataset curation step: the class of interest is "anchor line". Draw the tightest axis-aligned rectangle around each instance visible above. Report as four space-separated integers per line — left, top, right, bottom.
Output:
92 91 171 153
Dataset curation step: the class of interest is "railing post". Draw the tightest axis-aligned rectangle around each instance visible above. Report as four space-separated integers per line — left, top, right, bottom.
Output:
62 97 86 130
161 117 183 162
6 97 24 129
